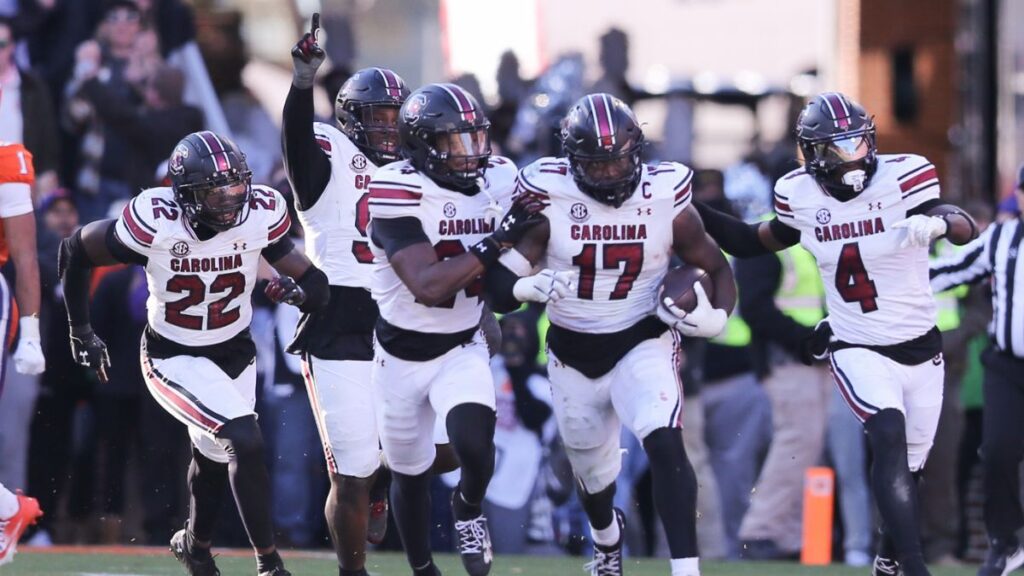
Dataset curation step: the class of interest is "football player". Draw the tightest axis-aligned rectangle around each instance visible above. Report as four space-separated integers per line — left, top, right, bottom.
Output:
284 16 408 576
487 93 735 576
367 83 553 576
0 142 46 567
58 131 329 576
694 92 978 576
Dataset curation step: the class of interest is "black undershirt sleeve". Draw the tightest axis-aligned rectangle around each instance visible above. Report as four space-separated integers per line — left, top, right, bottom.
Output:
261 235 295 264
282 84 332 211
768 217 802 247
482 263 522 314
694 200 772 257
905 198 945 217
371 217 430 259
106 224 147 266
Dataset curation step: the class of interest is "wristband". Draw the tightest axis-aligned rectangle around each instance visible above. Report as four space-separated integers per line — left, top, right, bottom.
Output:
469 236 501 268
19 316 40 342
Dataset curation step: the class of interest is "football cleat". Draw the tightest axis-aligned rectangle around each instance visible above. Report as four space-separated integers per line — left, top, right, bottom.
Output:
872 556 902 576
978 538 1024 576
583 508 625 576
258 566 291 576
452 490 493 576
0 492 43 567
170 524 220 576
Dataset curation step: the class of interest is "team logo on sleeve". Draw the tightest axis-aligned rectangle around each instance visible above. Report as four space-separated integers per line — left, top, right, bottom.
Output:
570 202 590 223
350 154 368 172
816 208 831 224
443 202 457 218
170 241 190 257
169 145 189 175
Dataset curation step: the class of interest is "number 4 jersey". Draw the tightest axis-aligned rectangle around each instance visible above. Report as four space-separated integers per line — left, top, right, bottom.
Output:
774 154 940 346
114 185 291 346
517 157 693 333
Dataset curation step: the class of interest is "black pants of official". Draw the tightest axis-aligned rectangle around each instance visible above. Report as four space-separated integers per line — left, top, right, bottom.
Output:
981 346 1024 541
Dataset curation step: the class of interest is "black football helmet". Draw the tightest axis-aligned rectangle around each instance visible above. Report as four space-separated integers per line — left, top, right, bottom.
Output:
168 131 252 231
399 83 491 191
796 92 877 200
336 67 410 166
561 93 644 208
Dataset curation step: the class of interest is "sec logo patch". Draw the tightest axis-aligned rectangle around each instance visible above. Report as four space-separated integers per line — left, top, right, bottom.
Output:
350 154 368 172
570 202 589 223
170 241 190 257
816 208 831 225
443 202 457 218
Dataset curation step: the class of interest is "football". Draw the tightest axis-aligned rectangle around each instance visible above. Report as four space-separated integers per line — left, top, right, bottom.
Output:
659 266 714 313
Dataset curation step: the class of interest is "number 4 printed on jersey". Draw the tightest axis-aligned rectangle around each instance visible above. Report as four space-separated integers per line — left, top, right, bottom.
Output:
835 242 878 313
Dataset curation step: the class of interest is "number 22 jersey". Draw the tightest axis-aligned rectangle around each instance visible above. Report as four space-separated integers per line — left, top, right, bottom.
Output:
114 185 291 346
774 154 940 346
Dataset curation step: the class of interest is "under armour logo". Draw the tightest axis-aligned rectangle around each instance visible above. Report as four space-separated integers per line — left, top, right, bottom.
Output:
78 350 90 363
869 202 882 211
234 241 247 251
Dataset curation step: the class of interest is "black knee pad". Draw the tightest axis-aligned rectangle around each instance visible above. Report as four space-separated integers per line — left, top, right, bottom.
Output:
217 416 265 461
864 408 907 452
446 404 496 459
642 427 688 462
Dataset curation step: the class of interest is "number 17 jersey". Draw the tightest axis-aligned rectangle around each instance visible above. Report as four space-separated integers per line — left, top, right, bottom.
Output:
518 157 693 333
774 154 940 346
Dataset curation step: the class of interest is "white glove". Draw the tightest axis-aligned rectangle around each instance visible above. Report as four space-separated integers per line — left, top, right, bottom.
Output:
892 214 947 248
513 269 577 304
13 316 45 375
655 282 728 338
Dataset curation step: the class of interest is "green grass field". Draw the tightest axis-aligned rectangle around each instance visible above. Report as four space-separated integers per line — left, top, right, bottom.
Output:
1 549 981 576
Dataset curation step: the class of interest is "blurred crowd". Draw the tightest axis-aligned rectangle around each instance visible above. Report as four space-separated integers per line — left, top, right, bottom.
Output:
0 0 1012 566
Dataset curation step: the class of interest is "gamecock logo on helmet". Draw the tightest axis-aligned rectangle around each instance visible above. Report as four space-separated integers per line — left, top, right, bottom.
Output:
169 145 189 175
404 94 428 123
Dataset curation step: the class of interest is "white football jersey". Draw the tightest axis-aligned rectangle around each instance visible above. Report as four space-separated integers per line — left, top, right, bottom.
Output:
114 185 291 346
518 157 693 333
775 154 940 346
295 123 380 289
368 157 518 334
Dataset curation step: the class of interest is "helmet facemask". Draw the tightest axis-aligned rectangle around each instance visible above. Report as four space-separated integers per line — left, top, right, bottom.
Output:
800 127 877 201
423 125 491 190
339 103 403 165
567 136 643 208
181 176 252 232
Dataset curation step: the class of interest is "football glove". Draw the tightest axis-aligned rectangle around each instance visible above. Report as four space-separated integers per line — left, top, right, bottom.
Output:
655 282 728 338
70 325 110 383
798 317 833 366
892 215 947 248
265 275 306 307
13 316 45 375
490 192 548 248
290 13 325 89
513 269 577 304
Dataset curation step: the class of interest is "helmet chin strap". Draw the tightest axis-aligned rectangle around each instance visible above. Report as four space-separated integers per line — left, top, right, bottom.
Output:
842 169 867 192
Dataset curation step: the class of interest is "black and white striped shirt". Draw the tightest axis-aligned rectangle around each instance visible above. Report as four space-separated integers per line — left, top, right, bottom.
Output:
930 218 1024 358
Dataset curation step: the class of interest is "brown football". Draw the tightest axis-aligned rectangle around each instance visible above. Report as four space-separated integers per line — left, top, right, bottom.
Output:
659 266 714 313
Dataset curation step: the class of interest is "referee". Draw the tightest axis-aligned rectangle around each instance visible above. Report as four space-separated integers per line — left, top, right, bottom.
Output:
930 165 1024 576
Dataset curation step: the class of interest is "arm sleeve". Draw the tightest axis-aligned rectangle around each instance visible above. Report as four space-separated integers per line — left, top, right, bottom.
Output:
735 254 814 356
261 235 295 264
0 183 34 218
930 225 995 292
693 200 772 257
282 85 332 211
370 216 429 259
482 263 523 314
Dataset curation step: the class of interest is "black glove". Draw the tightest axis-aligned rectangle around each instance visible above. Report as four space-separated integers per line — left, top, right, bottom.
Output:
70 325 111 383
491 192 548 247
798 318 832 366
291 13 325 89
265 275 306 306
